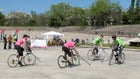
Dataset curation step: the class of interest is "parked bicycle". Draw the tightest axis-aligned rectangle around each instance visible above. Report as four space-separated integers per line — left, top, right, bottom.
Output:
87 47 108 62
57 49 80 68
7 50 37 68
108 46 125 65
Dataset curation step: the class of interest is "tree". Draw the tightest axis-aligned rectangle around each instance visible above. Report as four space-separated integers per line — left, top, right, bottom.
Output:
89 0 121 27
5 11 31 26
134 0 140 23
46 2 72 27
0 12 5 26
128 0 135 22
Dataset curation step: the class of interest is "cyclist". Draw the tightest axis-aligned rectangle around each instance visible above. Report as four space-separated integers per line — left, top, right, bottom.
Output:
92 35 104 56
112 35 124 64
15 34 29 66
62 41 80 67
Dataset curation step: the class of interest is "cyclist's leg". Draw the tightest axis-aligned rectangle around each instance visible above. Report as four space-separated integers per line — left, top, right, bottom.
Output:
66 48 73 65
62 46 67 59
119 46 123 57
62 46 73 65
113 46 119 61
95 46 99 55
92 44 98 54
15 45 24 66
112 45 118 52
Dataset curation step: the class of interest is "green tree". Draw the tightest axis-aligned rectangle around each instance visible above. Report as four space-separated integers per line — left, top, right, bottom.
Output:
46 2 72 27
89 0 121 27
134 0 140 23
28 19 38 26
128 0 135 22
45 2 88 27
0 12 5 26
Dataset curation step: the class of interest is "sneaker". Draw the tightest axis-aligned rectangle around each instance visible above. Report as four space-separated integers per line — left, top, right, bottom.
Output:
115 54 119 61
68 62 74 67
68 63 74 67
118 61 122 64
18 61 24 66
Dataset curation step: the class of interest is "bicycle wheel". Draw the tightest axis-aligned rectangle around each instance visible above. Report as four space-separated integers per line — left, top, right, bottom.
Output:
7 54 19 68
72 54 80 66
119 53 125 64
100 52 108 62
87 50 96 61
24 53 36 65
108 52 116 65
57 55 68 68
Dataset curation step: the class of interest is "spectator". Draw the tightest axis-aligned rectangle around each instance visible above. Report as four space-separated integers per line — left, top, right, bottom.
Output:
13 34 17 49
3 34 7 49
8 34 13 49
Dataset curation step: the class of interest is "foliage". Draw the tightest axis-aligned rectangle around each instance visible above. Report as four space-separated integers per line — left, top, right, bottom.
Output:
1 0 140 27
0 12 5 26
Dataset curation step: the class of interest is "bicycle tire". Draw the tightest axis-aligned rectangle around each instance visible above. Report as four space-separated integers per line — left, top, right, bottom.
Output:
24 53 36 65
7 54 18 68
108 52 115 65
57 55 68 68
120 53 125 64
87 50 96 61
72 54 80 66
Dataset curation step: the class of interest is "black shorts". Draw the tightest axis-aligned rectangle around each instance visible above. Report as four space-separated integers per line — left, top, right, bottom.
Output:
62 46 72 57
15 45 24 56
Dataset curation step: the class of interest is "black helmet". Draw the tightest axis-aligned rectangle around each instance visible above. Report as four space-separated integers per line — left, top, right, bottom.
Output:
23 34 28 38
112 35 116 39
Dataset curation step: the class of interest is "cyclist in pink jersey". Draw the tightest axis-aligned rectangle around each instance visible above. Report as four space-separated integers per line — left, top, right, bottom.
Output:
62 41 80 66
15 34 28 66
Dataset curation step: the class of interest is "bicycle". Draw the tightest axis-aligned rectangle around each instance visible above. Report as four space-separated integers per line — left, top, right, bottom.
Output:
57 49 80 68
108 47 125 65
7 50 36 68
87 47 108 62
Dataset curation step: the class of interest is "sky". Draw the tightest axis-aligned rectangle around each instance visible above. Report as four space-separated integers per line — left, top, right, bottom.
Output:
0 0 131 15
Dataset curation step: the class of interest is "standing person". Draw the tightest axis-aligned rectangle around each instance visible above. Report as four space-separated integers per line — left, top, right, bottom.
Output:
15 34 29 66
8 34 13 49
3 34 7 49
92 35 104 55
13 34 17 49
62 41 80 67
112 35 125 64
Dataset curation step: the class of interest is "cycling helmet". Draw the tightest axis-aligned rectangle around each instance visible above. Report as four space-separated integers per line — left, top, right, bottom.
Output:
112 35 116 39
23 34 28 38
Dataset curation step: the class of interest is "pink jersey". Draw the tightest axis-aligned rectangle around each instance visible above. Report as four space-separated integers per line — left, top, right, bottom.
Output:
15 39 24 46
64 41 75 48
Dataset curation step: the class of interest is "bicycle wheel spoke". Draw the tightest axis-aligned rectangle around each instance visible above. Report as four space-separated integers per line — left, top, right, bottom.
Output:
120 53 125 63
57 55 68 68
87 50 96 61
7 54 18 68
72 54 80 66
109 53 116 65
24 53 36 65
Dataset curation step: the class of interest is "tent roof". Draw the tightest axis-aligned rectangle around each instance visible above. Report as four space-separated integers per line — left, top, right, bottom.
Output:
41 31 64 36
41 31 64 39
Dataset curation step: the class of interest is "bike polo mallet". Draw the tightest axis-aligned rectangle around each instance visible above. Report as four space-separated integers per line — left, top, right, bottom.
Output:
79 56 91 66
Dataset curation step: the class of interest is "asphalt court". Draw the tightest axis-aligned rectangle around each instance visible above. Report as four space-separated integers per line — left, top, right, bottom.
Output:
0 45 140 79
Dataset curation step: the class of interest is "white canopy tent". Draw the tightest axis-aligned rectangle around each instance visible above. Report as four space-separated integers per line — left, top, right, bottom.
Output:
41 31 64 39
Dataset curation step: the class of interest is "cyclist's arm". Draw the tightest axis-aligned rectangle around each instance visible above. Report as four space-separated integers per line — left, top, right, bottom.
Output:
99 43 103 48
72 46 80 57
21 39 28 50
